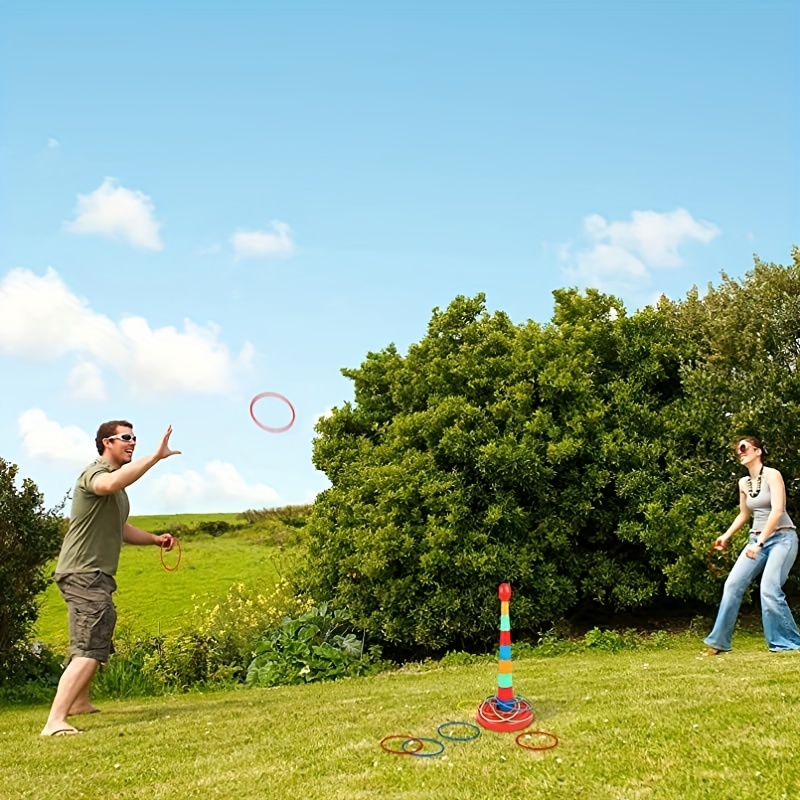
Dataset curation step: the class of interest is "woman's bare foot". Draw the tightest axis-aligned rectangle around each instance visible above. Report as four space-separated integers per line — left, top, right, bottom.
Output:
41 723 82 736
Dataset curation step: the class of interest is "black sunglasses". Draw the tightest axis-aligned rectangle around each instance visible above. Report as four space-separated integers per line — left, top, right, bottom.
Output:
107 434 137 443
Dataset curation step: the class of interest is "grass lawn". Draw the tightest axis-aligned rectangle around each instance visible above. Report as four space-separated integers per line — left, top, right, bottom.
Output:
3 632 799 799
34 532 297 653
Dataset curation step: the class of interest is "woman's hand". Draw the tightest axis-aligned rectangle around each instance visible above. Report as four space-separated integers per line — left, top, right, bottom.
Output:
714 534 730 550
745 542 761 560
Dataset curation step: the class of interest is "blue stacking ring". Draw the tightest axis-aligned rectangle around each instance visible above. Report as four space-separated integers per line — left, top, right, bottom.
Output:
402 737 445 757
437 721 481 742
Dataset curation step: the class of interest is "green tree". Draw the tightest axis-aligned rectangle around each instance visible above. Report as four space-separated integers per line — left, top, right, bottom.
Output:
304 291 684 653
0 458 65 675
303 250 800 654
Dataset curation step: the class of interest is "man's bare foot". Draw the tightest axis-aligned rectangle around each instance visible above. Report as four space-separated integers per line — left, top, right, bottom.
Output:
41 724 82 736
703 646 724 656
67 704 100 716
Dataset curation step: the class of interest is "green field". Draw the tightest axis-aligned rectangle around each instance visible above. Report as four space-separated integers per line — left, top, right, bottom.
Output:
4 632 799 799
16 515 800 798
34 514 298 653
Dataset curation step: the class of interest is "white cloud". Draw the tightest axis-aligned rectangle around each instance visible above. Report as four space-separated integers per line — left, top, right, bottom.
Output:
569 244 648 289
0 267 121 360
562 208 720 292
583 209 719 267
64 177 164 250
0 267 253 395
118 316 243 394
47 137 60 149
149 461 279 512
231 221 295 260
67 361 108 401
18 409 96 466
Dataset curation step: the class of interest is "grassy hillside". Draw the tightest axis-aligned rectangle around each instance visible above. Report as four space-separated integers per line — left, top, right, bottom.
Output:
4 632 799 799
128 512 246 530
34 513 300 653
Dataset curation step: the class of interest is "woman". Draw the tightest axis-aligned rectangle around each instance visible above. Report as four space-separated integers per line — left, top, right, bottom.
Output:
704 436 800 654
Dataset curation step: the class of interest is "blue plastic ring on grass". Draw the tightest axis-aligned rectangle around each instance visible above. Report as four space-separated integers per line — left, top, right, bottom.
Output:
437 721 481 742
402 737 445 757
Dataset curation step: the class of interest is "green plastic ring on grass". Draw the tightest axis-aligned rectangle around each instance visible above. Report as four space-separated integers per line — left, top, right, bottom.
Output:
437 721 481 742
402 737 445 757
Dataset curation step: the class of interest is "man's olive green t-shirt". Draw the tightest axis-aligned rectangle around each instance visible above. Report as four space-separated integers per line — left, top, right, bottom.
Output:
55 459 130 576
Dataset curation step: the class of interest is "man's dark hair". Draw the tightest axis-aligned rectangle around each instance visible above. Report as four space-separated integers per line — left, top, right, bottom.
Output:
95 420 134 455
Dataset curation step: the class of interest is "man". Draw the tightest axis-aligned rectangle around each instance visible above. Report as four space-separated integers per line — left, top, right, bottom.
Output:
41 420 180 736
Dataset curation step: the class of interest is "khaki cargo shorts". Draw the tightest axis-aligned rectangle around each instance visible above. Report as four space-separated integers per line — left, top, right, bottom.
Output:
55 571 118 663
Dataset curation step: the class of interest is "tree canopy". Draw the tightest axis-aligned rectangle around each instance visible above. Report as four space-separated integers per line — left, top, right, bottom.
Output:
303 248 800 655
0 459 65 674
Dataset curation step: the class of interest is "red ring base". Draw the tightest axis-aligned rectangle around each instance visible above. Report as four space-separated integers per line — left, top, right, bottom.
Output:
476 699 535 732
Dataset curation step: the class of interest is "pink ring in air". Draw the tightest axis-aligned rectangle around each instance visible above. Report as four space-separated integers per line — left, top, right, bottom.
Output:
249 392 296 433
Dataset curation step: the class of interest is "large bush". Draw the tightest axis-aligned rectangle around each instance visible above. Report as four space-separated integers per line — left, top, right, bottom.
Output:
302 249 800 655
0 459 65 675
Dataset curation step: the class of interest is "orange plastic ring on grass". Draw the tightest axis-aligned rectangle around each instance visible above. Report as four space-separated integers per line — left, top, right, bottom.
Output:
515 730 559 751
379 735 424 755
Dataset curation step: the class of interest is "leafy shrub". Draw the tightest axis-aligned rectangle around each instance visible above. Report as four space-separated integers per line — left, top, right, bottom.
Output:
246 603 380 687
237 506 311 548
0 642 63 705
438 650 492 668
0 459 66 674
94 637 163 698
647 629 672 649
195 520 234 537
139 579 309 691
583 627 641 652
529 632 573 658
240 505 311 528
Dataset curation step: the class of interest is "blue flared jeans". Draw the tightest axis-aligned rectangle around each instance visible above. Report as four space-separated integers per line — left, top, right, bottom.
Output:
705 529 800 652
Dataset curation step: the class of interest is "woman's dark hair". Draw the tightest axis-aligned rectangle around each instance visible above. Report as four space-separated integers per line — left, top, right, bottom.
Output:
734 435 769 460
95 420 134 455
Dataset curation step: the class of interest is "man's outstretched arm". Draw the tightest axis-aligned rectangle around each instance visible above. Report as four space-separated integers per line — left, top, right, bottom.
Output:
93 426 181 495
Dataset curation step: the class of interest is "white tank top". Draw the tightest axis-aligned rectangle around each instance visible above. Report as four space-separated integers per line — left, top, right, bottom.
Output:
745 469 794 532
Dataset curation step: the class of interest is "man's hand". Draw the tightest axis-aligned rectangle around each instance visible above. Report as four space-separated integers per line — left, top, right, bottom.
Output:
155 533 176 551
156 426 182 461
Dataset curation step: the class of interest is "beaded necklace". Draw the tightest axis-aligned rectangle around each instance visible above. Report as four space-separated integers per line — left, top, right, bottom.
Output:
746 465 764 498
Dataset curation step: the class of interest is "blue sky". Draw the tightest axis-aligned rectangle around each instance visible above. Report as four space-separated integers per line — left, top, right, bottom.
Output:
1 0 797 515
